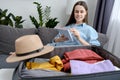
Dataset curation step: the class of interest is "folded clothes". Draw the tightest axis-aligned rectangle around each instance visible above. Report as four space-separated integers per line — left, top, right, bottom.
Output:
62 49 104 63
26 55 63 71
70 60 115 75
62 49 104 72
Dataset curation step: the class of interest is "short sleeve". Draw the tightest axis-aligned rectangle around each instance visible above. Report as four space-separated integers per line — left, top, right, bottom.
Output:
87 27 100 46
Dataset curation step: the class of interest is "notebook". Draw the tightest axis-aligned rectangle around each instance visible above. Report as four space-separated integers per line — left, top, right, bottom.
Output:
57 29 73 41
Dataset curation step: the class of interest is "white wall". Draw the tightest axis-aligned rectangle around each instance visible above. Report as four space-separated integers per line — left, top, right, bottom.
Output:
87 0 98 26
0 0 97 28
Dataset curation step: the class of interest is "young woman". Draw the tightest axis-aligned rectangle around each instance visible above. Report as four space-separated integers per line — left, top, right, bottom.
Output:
50 1 100 47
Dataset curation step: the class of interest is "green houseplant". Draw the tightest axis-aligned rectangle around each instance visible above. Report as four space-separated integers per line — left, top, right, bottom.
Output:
0 8 25 28
45 18 59 28
0 8 13 26
11 15 25 28
29 2 43 28
30 2 59 28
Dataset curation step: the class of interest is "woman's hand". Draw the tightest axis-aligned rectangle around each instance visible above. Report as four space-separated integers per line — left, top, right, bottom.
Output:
54 34 68 42
70 28 90 46
70 28 80 39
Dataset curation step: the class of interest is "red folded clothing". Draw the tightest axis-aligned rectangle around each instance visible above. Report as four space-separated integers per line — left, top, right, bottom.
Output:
62 49 104 72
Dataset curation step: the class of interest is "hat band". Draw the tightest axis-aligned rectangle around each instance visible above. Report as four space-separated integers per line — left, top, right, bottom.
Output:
16 47 44 56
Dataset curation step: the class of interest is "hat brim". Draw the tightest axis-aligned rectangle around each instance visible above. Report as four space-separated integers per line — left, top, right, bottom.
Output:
6 45 54 63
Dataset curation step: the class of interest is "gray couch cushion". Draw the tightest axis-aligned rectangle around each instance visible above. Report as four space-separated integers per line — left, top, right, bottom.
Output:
0 25 37 54
37 28 58 45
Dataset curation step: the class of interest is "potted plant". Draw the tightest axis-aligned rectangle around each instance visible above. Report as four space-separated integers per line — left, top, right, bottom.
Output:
11 15 25 28
30 2 59 28
45 18 59 28
0 8 25 28
0 8 13 26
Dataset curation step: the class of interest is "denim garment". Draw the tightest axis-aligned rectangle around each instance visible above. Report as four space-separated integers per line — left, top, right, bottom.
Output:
49 23 100 47
70 60 115 75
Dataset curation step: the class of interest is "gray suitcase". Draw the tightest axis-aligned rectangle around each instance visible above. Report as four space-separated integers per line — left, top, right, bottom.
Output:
13 46 120 80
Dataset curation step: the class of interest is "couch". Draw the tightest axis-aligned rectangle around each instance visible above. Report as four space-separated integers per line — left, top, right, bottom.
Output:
0 25 108 69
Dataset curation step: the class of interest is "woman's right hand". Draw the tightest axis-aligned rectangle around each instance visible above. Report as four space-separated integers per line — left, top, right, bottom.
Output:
70 28 90 46
54 34 68 42
70 28 80 39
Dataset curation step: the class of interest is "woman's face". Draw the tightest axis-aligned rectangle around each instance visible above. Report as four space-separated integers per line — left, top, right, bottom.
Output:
74 5 87 24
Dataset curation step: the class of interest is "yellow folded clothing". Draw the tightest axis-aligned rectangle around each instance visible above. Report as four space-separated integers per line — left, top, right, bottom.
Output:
50 55 63 71
26 55 63 71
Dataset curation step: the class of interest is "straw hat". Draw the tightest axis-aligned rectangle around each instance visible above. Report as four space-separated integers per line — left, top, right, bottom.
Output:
6 35 54 63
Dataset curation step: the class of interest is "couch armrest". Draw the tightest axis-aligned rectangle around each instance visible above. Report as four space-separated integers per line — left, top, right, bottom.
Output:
98 33 108 47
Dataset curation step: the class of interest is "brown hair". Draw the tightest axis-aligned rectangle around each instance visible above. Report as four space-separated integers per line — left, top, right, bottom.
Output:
66 1 88 26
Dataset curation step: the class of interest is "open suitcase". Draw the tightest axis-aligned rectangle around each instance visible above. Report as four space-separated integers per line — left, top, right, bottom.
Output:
13 46 120 80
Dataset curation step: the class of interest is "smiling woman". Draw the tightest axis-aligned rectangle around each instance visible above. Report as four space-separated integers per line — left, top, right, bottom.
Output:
48 1 100 47
66 0 97 26
74 4 88 24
